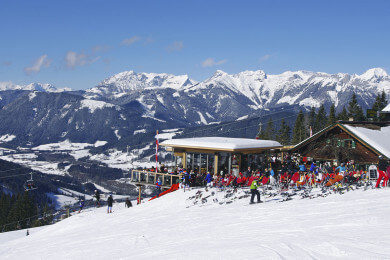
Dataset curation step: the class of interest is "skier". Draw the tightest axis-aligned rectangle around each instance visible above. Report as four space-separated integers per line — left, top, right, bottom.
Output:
250 177 262 204
183 170 190 191
95 190 101 207
107 194 114 213
125 197 132 208
376 155 389 188
78 199 85 213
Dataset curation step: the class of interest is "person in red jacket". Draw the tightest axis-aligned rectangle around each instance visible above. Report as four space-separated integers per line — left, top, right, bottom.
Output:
376 155 389 188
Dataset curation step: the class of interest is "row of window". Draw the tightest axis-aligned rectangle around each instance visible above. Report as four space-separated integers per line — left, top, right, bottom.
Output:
326 138 356 148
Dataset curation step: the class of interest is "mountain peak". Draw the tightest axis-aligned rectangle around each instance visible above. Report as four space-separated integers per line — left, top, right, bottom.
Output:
360 68 388 80
213 70 228 77
92 70 196 95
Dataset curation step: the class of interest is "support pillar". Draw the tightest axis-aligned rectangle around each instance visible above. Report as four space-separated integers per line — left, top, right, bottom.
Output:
214 153 218 175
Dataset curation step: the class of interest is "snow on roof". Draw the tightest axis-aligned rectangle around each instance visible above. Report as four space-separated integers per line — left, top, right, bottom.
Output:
160 137 282 150
343 124 390 158
382 103 390 112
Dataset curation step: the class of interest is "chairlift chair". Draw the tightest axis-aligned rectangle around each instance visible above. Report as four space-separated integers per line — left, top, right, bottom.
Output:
24 172 38 191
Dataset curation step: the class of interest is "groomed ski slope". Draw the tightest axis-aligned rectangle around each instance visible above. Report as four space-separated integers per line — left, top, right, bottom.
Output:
1 187 390 259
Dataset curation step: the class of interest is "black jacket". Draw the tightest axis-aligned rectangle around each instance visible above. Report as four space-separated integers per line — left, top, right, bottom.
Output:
378 158 387 171
107 196 114 207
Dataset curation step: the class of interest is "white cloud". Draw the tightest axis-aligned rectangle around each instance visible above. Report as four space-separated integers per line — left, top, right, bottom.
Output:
65 51 99 69
202 58 228 68
121 36 140 46
167 41 184 52
259 54 271 62
92 45 110 53
24 55 51 74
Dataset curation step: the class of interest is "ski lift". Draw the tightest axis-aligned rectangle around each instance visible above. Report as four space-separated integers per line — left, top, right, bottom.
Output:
24 172 38 191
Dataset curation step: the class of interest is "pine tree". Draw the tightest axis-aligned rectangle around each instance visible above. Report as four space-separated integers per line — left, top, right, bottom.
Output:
276 119 291 145
337 106 348 121
371 94 382 121
372 90 389 121
292 110 306 144
347 92 365 121
314 104 327 133
0 193 11 228
264 118 275 140
308 107 316 131
327 104 336 126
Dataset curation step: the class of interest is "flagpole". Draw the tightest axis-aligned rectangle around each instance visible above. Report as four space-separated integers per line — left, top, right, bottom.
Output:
156 130 159 173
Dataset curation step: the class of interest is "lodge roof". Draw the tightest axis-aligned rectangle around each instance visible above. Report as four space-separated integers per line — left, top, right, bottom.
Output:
160 137 283 152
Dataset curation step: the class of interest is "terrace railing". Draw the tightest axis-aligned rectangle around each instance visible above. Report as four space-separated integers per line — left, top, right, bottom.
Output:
130 170 182 188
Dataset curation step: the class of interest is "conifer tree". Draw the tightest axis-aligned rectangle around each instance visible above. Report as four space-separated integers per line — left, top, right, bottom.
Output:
327 104 336 126
292 110 305 144
314 104 327 133
276 119 291 145
347 92 365 121
265 118 275 140
371 94 382 121
372 90 388 121
337 106 349 121
308 107 316 131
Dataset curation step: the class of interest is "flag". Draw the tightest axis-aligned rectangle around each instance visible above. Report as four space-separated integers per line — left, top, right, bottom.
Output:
155 130 159 173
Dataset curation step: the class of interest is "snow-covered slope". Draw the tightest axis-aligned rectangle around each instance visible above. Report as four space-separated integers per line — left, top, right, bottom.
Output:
1 187 390 259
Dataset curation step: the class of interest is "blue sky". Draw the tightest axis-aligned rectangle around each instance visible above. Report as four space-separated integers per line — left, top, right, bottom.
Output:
1 0 389 90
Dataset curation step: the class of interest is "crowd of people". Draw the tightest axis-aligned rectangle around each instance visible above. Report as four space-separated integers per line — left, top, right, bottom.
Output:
150 153 390 192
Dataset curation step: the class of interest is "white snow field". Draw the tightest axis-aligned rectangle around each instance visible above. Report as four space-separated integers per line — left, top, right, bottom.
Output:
1 187 390 259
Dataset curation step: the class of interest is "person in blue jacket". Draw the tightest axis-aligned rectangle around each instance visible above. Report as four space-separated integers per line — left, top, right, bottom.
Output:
335 163 346 173
309 161 317 173
205 172 212 186
299 161 306 172
78 199 85 213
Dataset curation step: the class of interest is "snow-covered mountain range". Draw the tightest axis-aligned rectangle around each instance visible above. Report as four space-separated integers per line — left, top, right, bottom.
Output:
0 82 71 92
84 68 390 125
0 68 389 149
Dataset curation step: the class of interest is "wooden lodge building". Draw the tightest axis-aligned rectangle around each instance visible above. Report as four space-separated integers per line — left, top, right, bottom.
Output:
291 121 390 166
160 137 283 176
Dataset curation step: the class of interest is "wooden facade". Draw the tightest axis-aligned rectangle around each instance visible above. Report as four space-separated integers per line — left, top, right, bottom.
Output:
291 122 389 165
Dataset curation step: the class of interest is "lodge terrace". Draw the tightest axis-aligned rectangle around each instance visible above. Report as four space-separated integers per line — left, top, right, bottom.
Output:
160 137 283 176
130 137 283 188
